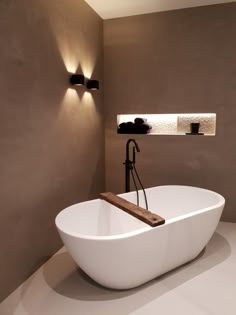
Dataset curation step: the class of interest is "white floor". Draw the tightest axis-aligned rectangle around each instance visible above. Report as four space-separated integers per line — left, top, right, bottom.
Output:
0 222 236 315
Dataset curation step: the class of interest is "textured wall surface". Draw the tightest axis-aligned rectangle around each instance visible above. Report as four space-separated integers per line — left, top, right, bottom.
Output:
0 0 104 301
104 3 236 222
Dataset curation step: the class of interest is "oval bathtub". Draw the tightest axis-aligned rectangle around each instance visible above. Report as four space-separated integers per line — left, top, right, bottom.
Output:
55 185 225 290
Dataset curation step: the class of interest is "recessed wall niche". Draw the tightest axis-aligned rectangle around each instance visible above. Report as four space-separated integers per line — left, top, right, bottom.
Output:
117 114 216 136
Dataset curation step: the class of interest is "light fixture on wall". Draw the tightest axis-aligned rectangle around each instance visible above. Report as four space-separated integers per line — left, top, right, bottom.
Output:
86 79 99 90
69 74 85 86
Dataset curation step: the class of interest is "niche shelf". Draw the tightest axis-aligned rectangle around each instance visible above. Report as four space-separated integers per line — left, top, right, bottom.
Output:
117 113 216 136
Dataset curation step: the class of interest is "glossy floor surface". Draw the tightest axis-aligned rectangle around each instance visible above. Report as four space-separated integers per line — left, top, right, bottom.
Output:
0 222 235 315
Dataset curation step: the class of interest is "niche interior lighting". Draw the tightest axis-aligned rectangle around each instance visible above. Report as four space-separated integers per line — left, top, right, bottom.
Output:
117 113 216 136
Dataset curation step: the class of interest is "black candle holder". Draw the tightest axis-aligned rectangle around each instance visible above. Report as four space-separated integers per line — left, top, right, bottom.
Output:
186 122 204 135
191 123 200 133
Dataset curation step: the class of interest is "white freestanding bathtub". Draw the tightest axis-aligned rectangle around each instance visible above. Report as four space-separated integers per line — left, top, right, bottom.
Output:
55 185 225 290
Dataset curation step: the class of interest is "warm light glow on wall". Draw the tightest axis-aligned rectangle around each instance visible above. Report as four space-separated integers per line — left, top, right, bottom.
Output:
82 92 100 128
47 14 80 73
80 47 98 80
117 113 216 135
82 91 95 108
81 61 94 80
57 39 80 73
47 9 98 82
54 34 96 79
62 88 80 106
56 88 81 127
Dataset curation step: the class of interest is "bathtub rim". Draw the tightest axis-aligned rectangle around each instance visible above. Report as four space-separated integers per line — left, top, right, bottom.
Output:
55 185 225 241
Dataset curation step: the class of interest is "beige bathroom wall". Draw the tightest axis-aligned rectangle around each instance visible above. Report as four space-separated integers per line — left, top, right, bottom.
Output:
0 0 104 301
104 3 236 222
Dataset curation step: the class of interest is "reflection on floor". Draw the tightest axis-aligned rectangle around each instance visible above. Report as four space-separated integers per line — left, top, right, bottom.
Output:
0 222 235 315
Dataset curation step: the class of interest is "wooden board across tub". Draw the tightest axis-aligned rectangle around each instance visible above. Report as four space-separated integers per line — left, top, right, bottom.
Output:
99 192 165 227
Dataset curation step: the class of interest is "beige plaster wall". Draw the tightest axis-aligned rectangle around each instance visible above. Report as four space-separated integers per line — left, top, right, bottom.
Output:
0 0 104 301
104 3 236 222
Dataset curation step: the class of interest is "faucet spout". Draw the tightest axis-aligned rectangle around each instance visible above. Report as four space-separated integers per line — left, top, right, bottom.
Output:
126 139 140 160
125 139 140 192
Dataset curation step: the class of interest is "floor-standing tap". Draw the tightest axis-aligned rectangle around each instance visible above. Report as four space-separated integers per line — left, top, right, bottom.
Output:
124 139 140 192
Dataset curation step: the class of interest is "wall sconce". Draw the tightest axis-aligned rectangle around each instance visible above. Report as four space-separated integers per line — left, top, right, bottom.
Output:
86 79 99 90
70 74 85 86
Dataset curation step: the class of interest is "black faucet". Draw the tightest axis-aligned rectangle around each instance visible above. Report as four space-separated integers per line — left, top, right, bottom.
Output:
124 139 140 192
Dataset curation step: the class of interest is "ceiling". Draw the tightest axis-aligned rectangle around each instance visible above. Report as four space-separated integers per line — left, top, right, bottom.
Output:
84 0 234 19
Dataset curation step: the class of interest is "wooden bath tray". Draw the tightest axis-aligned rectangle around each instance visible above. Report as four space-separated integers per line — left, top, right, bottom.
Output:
99 192 165 227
